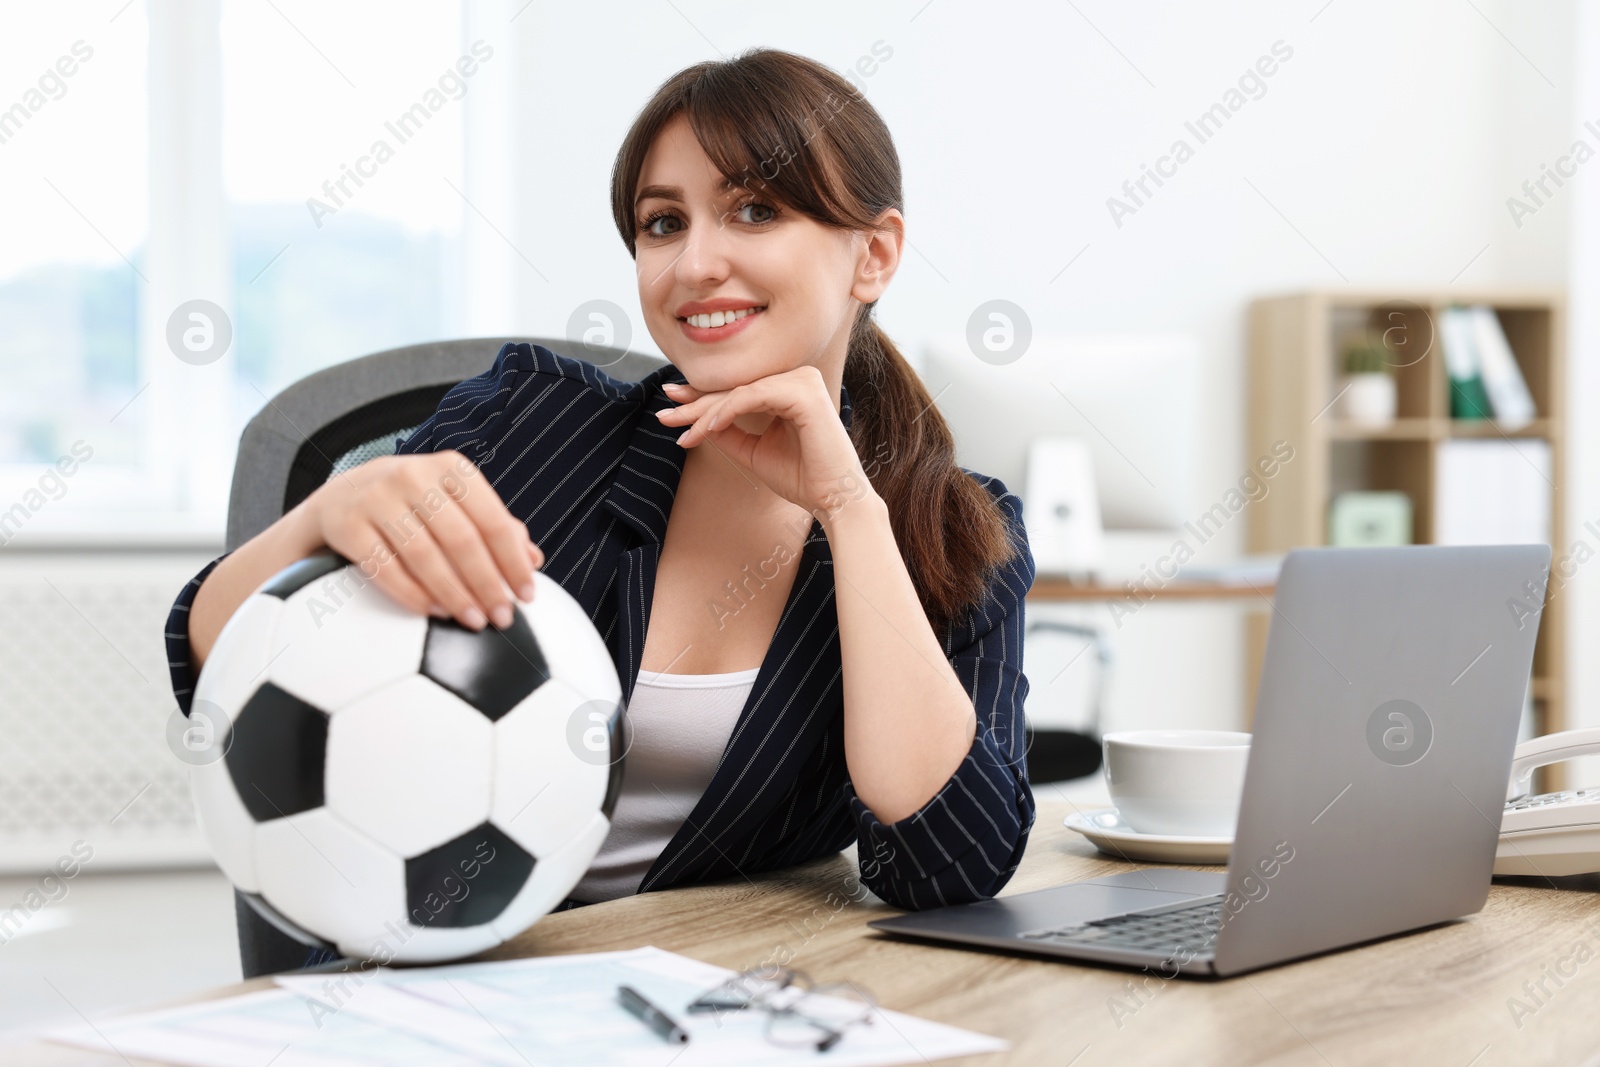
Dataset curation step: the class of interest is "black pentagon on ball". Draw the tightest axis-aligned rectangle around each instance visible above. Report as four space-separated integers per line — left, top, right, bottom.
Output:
405 822 534 928
240 890 337 951
421 612 549 722
259 550 352 599
225 682 330 822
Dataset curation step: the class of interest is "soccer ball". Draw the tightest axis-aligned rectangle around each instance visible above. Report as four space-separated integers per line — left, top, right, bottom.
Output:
186 551 624 963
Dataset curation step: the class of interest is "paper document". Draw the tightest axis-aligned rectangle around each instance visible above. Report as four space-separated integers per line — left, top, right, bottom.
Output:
44 987 494 1067
46 946 1006 1067
277 946 1007 1066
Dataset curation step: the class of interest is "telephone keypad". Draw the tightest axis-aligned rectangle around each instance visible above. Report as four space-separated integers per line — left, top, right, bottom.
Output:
1506 788 1599 812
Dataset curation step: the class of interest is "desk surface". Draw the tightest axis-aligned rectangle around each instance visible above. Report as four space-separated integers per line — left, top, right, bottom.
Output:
12 797 1600 1066
1028 578 1275 602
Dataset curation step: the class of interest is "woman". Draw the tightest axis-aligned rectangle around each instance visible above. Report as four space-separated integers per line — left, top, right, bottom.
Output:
167 46 1036 972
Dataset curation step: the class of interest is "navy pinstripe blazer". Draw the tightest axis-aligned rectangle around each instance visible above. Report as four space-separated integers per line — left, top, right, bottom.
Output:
165 341 1037 911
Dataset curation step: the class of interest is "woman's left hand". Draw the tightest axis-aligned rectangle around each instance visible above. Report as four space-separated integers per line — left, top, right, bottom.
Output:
654 365 874 521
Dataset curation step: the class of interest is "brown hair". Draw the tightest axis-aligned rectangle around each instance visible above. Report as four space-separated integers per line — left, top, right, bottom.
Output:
609 47 1020 636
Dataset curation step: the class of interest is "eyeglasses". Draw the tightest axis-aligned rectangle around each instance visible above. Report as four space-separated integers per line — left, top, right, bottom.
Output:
686 966 877 1052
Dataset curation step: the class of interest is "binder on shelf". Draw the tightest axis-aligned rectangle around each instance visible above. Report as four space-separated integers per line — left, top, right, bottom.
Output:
1434 439 1551 547
1469 304 1537 430
1439 305 1492 420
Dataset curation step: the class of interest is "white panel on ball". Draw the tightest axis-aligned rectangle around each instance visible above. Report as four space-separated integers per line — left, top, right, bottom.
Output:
192 594 283 723
256 808 406 955
520 572 621 706
325 675 494 857
186 593 285 894
270 569 427 712
189 765 260 892
492 678 609 858
490 811 612 942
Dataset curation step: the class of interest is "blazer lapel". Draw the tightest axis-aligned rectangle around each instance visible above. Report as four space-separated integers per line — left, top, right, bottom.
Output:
598 361 686 711
590 360 859 892
625 381 856 893
637 524 845 891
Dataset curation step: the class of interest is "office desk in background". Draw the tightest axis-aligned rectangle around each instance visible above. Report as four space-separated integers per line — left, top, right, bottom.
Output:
1027 578 1276 603
11 797 1600 1066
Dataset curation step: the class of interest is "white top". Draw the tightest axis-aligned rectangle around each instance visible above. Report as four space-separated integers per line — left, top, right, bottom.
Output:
568 666 758 904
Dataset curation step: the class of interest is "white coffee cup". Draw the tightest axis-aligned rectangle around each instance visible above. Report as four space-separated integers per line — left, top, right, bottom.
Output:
1101 729 1251 838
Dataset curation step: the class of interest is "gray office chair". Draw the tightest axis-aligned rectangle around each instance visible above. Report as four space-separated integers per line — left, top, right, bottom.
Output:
222 336 667 978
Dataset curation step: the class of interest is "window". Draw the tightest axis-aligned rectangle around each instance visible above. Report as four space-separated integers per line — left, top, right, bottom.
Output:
0 1 482 539
0 4 148 496
220 0 464 406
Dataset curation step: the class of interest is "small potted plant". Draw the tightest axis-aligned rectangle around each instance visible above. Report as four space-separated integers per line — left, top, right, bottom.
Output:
1336 333 1397 426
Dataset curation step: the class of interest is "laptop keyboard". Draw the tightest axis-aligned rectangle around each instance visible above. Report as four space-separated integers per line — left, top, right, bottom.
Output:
1018 896 1225 956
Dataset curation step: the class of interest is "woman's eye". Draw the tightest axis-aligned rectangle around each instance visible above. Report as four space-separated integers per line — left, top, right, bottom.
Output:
640 212 681 238
736 201 776 224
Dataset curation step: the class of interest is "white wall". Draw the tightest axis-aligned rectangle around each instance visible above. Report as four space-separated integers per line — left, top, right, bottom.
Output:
466 0 1577 739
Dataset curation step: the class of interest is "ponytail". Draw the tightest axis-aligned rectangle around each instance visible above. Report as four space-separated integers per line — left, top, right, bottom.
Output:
843 309 1019 637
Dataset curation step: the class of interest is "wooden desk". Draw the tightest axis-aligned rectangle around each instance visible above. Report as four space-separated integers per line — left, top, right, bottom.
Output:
13 797 1600 1066
1028 578 1276 602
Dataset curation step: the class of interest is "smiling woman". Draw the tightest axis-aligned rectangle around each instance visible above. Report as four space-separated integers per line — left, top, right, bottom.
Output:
585 46 1036 894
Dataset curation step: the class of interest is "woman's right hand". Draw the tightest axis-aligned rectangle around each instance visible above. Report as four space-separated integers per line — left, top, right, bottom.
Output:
309 450 544 631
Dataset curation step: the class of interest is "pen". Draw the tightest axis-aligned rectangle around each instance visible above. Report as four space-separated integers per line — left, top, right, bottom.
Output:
617 984 691 1045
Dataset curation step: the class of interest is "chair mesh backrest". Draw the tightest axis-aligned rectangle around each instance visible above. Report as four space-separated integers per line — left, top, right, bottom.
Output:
283 383 457 514
332 427 425 480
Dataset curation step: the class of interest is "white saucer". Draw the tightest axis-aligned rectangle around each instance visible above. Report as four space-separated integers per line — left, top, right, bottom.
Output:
1063 806 1232 865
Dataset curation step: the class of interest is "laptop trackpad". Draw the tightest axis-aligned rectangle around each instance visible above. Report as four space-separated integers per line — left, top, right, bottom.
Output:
871 869 1227 940
1090 869 1228 895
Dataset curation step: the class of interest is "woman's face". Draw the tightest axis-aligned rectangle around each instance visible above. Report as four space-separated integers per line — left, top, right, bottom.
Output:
631 113 899 397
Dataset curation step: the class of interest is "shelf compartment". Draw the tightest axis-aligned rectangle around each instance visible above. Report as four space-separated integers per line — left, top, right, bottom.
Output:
1327 439 1434 544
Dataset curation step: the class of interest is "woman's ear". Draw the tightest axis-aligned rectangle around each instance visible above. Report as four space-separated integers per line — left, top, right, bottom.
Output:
851 208 904 305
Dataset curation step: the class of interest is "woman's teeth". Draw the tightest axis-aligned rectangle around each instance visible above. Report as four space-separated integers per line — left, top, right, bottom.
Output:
683 306 764 329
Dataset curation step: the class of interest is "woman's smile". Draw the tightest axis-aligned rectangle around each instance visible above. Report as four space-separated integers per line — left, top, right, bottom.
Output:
676 304 767 343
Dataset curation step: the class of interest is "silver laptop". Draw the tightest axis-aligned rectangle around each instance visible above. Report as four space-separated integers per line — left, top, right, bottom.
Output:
869 544 1551 978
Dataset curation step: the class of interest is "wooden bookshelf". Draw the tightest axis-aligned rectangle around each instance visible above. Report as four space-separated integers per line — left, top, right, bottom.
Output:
1245 289 1568 789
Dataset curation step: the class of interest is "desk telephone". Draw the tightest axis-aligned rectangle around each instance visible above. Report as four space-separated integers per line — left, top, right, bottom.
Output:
1495 728 1600 877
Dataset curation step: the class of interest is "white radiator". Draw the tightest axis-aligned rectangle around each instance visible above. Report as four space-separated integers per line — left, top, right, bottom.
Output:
0 548 225 874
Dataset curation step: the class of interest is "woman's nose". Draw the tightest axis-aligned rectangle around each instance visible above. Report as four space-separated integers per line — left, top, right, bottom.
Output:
673 210 735 284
